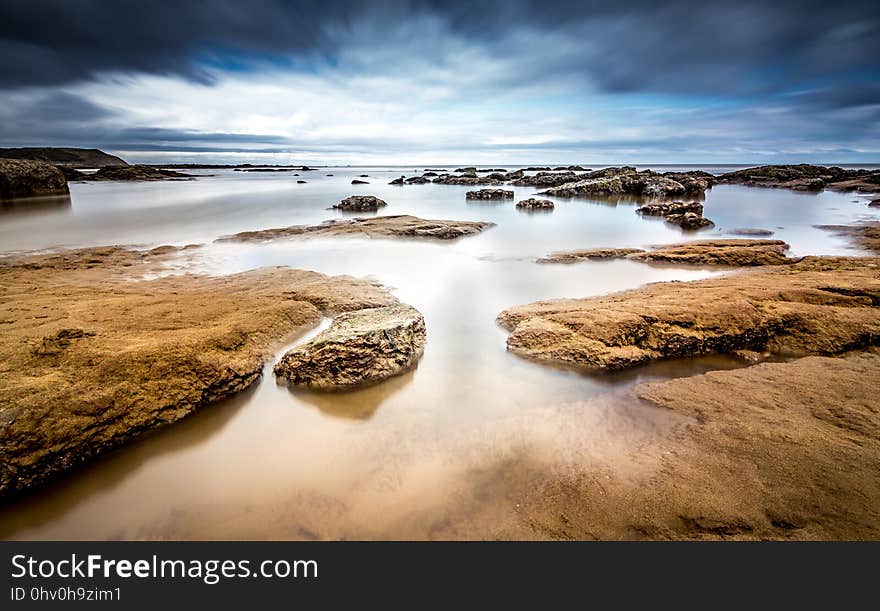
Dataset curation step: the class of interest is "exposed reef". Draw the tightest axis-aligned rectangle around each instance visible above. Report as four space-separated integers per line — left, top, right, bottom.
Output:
218 215 494 242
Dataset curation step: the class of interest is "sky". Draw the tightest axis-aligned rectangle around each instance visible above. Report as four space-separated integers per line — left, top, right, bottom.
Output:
0 0 878 165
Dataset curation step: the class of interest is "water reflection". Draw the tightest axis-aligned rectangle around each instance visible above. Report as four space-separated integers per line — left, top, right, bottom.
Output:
289 368 418 421
0 167 878 540
0 194 71 218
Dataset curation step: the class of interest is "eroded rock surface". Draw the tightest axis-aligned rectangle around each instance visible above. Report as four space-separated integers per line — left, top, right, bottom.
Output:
498 256 880 370
76 165 195 181
539 239 792 266
540 167 696 199
332 195 387 211
665 212 714 230
818 222 880 253
0 246 397 497
274 304 426 390
466 189 514 200
0 158 69 199
537 248 645 263
218 215 494 242
637 201 703 216
434 174 501 186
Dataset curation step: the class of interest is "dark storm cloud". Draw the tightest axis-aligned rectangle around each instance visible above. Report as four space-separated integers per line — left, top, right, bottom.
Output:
1 0 878 98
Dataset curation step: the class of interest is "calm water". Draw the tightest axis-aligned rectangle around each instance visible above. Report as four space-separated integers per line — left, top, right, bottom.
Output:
1 167 878 539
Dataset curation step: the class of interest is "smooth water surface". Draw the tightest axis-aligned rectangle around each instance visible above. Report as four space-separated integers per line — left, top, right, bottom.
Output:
1 167 877 539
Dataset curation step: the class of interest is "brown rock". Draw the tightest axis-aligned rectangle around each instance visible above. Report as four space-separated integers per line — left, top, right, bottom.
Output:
524 350 880 540
719 164 880 194
331 195 387 212
0 158 69 200
817 222 880 253
0 246 397 497
540 167 693 198
630 239 792 266
637 201 703 216
537 248 645 263
466 189 514 200
274 304 426 391
665 212 714 230
497 256 880 371
434 174 501 185
218 214 494 242
539 240 791 267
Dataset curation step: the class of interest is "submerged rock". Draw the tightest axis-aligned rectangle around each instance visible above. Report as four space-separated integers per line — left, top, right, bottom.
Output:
728 228 775 236
332 195 387 211
516 198 555 210
817 222 880 253
0 158 69 199
466 188 514 200
274 304 426 390
351 179 369 184
539 240 792 267
405 176 430 184
537 248 645 263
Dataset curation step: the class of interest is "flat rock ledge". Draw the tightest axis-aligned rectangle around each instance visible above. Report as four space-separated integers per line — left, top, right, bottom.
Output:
817 222 880 254
466 189 514 200
217 214 494 242
538 239 793 267
0 246 398 497
516 198 555 210
68 165 195 181
719 164 880 194
274 304 426 390
498 256 880 370
332 195 387 211
539 167 714 199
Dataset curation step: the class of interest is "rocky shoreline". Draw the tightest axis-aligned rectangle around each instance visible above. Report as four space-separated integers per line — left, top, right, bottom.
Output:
2 155 879 539
0 245 406 497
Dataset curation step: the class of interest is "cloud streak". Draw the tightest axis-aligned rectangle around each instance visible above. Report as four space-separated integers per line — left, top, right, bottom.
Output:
0 0 877 163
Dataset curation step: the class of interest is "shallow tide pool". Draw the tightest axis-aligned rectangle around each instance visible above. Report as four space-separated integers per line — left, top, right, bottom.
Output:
1 167 877 539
